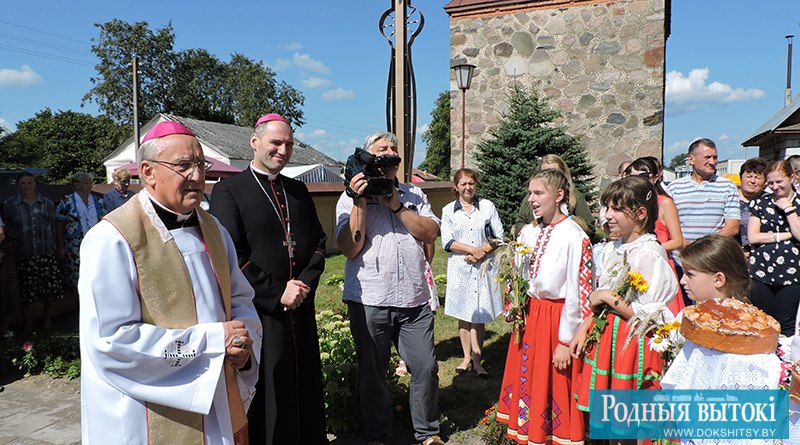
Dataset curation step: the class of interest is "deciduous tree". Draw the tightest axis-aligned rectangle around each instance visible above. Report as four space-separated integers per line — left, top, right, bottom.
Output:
0 109 126 183
418 91 451 179
83 19 176 126
667 153 688 171
83 20 304 128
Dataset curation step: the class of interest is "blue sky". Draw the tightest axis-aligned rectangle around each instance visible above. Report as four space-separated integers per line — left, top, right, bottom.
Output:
0 1 799 168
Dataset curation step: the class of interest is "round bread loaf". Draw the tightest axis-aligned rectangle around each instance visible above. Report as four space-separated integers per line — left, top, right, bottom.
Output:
680 298 779 355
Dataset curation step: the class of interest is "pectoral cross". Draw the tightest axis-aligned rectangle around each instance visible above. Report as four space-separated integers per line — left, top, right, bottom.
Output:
283 232 296 258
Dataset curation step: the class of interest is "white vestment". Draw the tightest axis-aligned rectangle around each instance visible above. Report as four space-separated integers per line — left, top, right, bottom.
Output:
78 206 261 444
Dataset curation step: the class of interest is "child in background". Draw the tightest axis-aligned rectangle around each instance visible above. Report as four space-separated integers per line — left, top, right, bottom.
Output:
496 169 593 444
570 176 678 416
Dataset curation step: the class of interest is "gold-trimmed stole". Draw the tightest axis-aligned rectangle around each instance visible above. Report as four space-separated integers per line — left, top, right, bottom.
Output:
105 198 248 444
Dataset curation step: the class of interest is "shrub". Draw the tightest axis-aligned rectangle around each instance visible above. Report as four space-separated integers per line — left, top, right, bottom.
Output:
8 333 80 379
317 310 360 433
480 403 516 445
324 274 344 288
316 310 411 434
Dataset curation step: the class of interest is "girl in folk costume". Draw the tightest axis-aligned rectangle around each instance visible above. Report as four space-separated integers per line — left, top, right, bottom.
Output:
496 169 593 445
569 176 677 422
625 156 684 316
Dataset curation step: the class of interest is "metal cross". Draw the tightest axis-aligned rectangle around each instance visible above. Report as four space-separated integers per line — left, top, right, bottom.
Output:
283 232 296 258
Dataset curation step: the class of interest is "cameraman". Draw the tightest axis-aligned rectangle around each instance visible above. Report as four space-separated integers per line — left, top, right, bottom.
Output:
336 131 444 445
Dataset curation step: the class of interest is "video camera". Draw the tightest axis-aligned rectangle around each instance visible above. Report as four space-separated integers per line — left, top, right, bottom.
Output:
344 147 401 199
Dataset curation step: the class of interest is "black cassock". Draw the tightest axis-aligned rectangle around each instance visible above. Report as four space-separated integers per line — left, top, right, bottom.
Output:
210 168 327 445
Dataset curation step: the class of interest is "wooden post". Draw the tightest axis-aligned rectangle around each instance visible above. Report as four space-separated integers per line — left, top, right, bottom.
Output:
394 0 408 183
132 57 141 156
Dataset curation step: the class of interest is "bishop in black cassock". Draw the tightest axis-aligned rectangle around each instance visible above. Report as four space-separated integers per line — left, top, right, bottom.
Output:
210 114 327 445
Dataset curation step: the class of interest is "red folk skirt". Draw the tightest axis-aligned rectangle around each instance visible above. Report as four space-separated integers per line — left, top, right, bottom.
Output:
496 298 585 445
573 312 663 414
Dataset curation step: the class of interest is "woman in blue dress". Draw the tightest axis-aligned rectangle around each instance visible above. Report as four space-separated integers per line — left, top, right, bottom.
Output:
56 172 105 292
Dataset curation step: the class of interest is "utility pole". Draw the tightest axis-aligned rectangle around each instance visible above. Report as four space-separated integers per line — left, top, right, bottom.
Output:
132 57 141 156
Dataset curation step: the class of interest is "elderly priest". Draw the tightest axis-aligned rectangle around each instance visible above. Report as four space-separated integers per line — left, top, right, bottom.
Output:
78 121 262 445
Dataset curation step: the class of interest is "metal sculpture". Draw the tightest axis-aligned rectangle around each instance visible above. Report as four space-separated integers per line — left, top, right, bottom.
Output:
379 0 424 183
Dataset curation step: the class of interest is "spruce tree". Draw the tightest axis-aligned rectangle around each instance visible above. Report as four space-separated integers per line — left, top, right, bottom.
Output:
475 86 594 230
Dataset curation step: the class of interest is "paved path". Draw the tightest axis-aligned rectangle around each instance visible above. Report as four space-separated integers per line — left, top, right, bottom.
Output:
0 375 80 445
0 374 482 445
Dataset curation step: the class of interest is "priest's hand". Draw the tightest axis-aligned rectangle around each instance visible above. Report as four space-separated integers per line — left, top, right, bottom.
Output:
223 320 252 369
281 279 311 310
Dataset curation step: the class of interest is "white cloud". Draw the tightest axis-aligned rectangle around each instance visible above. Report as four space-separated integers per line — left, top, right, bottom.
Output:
322 88 356 101
0 65 43 87
0 118 9 132
301 77 331 89
311 129 327 137
272 57 292 72
292 53 330 75
295 131 307 139
417 123 430 135
665 68 765 115
284 42 303 51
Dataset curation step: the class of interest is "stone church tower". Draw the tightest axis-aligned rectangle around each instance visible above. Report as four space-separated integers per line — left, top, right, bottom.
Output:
445 0 670 183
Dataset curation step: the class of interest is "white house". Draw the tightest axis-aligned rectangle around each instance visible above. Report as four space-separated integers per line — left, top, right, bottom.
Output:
102 113 341 183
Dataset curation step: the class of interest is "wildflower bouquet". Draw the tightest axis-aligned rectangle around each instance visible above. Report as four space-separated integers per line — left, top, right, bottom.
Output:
583 252 649 354
647 320 683 369
491 237 533 344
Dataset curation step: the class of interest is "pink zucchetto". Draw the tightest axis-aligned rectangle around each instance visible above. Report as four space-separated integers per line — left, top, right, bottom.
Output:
141 121 195 143
254 113 290 128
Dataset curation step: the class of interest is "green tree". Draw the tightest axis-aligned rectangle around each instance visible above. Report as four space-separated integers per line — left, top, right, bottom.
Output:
667 152 688 171
84 20 305 128
83 19 176 126
224 53 305 127
0 109 126 183
475 86 594 229
166 49 232 124
418 91 451 179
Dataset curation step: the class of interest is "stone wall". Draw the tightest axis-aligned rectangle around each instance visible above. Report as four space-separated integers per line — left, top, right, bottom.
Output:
448 0 667 184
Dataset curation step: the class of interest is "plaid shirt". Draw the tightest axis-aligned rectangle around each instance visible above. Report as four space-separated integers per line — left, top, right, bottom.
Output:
336 183 440 308
2 193 56 256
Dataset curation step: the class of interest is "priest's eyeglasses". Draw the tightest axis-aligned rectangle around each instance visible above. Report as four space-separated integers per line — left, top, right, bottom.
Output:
149 159 213 175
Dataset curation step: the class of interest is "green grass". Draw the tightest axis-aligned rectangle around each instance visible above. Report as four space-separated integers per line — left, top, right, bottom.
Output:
315 238 511 439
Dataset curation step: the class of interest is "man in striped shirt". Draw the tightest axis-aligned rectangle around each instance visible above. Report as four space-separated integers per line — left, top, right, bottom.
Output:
666 138 740 304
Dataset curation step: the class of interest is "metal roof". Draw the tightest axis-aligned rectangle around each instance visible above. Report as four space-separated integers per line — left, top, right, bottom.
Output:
742 94 800 146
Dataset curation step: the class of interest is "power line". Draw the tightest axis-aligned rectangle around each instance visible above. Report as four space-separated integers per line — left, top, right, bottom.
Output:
302 111 379 134
0 19 90 46
297 122 365 139
0 32 91 56
0 44 94 67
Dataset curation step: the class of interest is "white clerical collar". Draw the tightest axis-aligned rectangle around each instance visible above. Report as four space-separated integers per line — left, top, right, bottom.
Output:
148 194 194 222
250 162 280 181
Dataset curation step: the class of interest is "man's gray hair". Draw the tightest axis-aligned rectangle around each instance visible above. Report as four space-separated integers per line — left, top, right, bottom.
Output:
136 138 167 165
363 131 398 152
71 172 94 183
